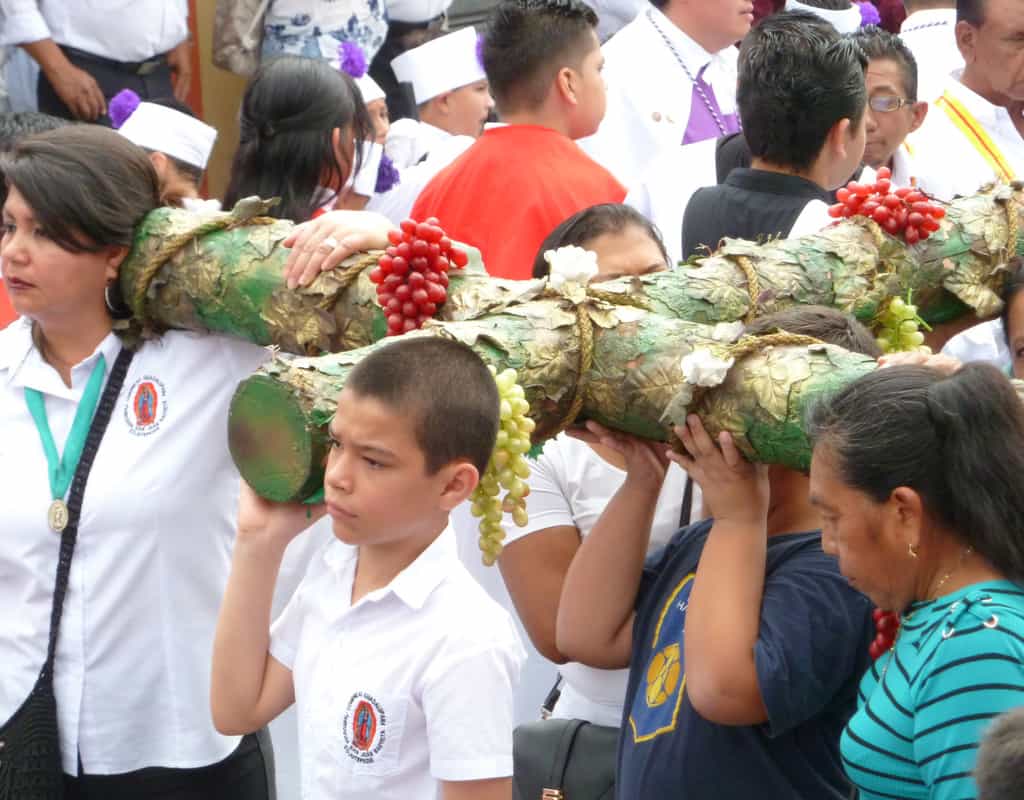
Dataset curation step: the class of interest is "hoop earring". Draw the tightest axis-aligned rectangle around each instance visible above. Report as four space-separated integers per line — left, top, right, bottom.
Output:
908 542 919 559
105 283 133 320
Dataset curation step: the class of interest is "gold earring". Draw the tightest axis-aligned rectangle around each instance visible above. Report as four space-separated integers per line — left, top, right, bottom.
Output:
908 542 919 559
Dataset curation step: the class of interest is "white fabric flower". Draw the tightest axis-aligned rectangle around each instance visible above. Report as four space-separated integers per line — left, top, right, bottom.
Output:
544 246 599 289
680 349 735 388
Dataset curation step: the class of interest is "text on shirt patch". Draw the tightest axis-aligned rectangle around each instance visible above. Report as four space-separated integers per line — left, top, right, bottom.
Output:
124 376 167 436
629 573 695 743
343 692 387 764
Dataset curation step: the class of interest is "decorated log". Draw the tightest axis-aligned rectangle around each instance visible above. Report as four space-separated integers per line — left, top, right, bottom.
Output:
227 293 877 503
119 187 1024 356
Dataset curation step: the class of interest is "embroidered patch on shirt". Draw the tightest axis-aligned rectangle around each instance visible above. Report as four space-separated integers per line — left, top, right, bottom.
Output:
343 692 388 764
124 376 167 436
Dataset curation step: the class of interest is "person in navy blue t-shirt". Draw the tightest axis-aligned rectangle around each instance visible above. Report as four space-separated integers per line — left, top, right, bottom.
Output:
556 307 879 800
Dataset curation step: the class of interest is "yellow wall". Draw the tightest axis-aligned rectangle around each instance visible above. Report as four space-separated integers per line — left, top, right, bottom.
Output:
194 1 248 200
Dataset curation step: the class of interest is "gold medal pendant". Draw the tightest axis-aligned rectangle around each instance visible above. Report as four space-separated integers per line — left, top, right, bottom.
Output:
48 499 69 533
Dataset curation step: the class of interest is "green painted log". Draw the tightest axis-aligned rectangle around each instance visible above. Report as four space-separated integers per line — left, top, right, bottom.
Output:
118 188 1023 355
228 297 876 502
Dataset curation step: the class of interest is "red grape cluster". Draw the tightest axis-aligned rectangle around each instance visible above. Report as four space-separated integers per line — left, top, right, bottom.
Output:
870 608 900 661
369 218 469 336
828 167 946 245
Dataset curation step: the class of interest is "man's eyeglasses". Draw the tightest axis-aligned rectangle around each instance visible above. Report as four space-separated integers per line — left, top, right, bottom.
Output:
869 95 915 113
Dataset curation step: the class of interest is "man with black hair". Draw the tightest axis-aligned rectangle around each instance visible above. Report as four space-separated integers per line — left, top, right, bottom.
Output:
411 0 625 280
680 11 868 260
900 1 963 101
910 0 1024 200
853 26 928 185
580 0 750 187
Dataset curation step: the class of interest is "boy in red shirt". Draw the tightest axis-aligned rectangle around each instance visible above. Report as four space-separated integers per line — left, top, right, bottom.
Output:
411 0 625 280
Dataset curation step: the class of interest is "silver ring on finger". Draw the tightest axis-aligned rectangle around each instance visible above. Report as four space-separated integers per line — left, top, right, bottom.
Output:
318 236 340 252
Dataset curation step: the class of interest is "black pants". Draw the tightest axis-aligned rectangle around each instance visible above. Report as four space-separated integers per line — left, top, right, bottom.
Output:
63 730 275 800
37 46 175 123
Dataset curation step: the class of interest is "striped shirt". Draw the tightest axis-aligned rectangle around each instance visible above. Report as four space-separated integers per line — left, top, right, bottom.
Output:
842 581 1024 800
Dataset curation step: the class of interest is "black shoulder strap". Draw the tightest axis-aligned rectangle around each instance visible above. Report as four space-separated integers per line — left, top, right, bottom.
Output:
678 476 694 529
42 347 134 677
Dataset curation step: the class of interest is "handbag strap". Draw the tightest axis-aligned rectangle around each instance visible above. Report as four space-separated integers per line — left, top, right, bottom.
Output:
42 347 134 677
546 719 587 792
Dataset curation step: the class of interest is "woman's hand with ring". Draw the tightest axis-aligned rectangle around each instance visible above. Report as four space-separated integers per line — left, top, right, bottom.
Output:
282 211 392 289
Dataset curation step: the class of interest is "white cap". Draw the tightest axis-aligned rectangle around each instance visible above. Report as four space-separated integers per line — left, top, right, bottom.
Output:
355 74 386 104
784 0 862 34
118 102 218 168
391 26 486 105
387 0 452 24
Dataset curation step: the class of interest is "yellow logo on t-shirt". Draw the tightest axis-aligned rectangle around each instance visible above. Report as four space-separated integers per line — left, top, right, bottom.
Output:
629 573 695 742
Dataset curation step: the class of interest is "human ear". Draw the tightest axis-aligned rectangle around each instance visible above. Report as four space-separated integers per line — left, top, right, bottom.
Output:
104 245 130 282
556 66 577 107
437 461 480 511
955 20 977 63
829 117 853 161
909 101 928 134
148 151 169 180
889 486 926 554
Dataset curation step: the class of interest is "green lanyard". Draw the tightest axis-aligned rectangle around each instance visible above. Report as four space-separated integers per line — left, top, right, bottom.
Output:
24 354 108 532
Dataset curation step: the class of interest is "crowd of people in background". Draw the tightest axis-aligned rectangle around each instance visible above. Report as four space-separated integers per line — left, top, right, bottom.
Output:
2 0 1024 798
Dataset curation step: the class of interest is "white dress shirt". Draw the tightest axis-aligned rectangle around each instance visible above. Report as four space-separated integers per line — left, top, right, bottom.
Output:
270 527 525 800
0 0 188 62
941 318 1012 372
580 7 739 188
372 120 474 223
626 136 718 266
0 320 322 774
900 8 963 103
910 73 1024 201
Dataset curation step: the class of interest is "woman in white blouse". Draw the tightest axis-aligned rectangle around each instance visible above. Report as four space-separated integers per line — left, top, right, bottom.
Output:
500 204 701 725
0 124 385 798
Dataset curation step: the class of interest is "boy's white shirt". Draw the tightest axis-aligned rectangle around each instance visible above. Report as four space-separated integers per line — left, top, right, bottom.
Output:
270 525 525 800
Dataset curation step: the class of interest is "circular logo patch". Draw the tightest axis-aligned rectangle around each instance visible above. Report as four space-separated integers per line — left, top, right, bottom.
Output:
342 692 387 764
124 376 167 436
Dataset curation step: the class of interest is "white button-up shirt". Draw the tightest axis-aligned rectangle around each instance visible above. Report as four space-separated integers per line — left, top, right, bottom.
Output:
580 7 739 188
372 120 475 223
910 74 1024 201
0 0 188 63
270 527 525 800
900 8 963 103
0 321 286 774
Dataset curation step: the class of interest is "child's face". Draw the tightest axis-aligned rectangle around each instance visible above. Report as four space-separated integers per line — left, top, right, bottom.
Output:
323 388 452 546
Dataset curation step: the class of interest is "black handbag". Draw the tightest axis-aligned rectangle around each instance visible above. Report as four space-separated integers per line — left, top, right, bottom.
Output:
513 676 618 800
0 348 134 800
513 716 618 800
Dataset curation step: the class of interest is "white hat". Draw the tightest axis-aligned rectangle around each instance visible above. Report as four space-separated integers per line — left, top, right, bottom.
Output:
387 0 452 24
784 0 863 34
337 41 387 104
111 93 217 169
391 26 486 105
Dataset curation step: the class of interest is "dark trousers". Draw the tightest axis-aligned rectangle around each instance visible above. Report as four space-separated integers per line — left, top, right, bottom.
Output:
37 46 175 124
63 729 275 800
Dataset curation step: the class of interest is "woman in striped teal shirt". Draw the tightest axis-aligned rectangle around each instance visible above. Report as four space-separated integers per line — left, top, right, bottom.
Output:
807 362 1024 800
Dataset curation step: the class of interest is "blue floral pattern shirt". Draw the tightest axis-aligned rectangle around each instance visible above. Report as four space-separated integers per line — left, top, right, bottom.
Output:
262 0 387 63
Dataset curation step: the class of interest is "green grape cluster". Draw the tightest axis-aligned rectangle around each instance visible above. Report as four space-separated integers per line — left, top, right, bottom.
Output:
470 367 535 566
875 295 929 354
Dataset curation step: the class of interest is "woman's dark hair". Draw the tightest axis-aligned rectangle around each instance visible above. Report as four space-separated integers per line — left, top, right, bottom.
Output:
746 305 882 358
808 363 1024 581
223 56 373 222
1 125 160 253
532 203 669 278
1000 257 1024 348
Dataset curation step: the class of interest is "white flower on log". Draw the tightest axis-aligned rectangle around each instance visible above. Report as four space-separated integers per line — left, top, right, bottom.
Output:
544 246 599 289
680 349 735 388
